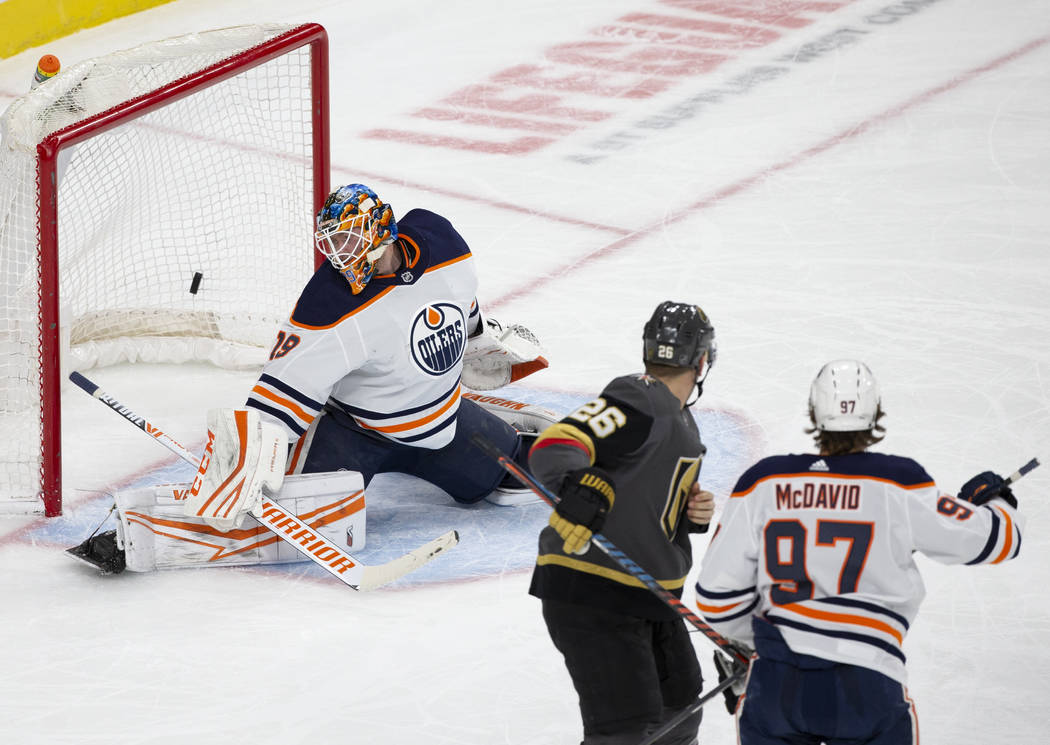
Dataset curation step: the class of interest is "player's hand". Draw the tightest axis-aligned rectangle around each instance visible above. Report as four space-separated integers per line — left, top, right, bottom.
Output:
713 646 752 715
686 483 715 526
958 471 1017 508
550 467 615 555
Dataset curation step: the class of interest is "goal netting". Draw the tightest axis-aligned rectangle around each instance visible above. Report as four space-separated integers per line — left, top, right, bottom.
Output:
0 23 330 515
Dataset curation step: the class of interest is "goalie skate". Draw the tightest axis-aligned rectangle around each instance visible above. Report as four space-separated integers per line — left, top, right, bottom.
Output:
66 530 126 575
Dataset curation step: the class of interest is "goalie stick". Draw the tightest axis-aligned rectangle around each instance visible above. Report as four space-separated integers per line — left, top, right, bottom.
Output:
470 433 750 667
69 371 458 591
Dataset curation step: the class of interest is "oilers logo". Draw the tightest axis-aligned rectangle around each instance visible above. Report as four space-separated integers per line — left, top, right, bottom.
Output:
410 303 466 376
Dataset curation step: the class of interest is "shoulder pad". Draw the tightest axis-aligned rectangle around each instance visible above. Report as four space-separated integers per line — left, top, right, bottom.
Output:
398 208 472 266
732 452 935 495
289 262 385 328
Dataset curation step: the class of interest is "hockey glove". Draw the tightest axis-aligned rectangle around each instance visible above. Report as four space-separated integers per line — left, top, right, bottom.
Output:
957 471 1017 509
462 315 548 390
713 645 752 715
549 467 615 555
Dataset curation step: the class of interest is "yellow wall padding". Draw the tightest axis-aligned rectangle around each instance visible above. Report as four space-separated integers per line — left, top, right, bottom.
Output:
1 0 175 58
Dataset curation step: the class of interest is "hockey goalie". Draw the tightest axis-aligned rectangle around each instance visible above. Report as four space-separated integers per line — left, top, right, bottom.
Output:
68 182 558 573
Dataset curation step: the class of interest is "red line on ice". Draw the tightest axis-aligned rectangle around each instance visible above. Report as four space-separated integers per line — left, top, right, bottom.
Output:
486 34 1050 310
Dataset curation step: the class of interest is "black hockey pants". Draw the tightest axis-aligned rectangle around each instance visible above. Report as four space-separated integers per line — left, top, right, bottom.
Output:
541 598 702 745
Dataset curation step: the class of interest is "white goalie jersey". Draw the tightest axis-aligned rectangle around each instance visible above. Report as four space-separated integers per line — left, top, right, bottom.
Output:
695 452 1024 684
246 208 482 450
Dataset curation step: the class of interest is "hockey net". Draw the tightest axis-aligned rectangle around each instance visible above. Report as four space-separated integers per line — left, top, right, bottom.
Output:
0 23 330 516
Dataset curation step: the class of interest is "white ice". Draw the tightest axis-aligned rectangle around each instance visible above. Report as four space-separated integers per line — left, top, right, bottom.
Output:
1 1 1049 743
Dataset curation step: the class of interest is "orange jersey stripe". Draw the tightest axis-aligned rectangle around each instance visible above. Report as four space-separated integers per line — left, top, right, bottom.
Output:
778 602 904 645
426 252 472 272
290 285 397 330
251 384 315 424
991 504 1015 564
355 385 461 434
695 599 746 614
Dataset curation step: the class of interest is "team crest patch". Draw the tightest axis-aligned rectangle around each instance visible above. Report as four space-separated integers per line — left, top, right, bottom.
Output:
410 302 466 376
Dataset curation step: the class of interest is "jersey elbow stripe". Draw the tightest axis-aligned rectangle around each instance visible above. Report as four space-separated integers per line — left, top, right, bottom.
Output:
967 506 1013 566
695 598 747 614
258 374 323 411
695 583 758 600
698 595 760 623
990 504 1017 564
246 400 307 437
251 384 315 425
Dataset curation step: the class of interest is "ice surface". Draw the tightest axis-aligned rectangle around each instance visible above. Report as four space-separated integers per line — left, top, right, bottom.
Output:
1 1 1048 743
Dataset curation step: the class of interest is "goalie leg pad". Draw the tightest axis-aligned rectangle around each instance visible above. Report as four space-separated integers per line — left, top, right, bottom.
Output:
462 391 560 433
116 470 366 572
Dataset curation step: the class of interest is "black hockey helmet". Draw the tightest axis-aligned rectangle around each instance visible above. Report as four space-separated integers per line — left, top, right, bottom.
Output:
642 301 716 371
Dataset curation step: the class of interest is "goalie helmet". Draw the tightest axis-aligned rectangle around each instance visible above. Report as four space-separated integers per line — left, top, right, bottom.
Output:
314 184 398 294
642 301 716 375
809 359 881 432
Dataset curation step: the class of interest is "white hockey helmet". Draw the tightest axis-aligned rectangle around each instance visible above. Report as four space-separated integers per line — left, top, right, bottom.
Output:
809 359 881 432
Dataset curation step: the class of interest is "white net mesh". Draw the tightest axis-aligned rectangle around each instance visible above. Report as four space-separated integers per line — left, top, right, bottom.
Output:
0 24 322 512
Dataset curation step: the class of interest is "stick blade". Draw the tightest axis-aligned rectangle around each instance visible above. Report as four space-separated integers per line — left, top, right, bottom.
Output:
357 529 460 591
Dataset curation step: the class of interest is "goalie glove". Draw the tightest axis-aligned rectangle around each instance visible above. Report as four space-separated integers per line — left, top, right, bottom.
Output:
462 315 548 390
183 409 287 531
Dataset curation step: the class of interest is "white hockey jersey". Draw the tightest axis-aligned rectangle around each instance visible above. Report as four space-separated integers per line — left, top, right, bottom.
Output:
695 452 1024 684
246 208 481 450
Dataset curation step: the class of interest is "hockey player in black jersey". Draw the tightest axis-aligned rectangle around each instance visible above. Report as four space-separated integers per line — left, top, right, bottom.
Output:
528 301 718 745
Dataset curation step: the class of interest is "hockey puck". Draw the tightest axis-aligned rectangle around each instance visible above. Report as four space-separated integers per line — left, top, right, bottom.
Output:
189 272 203 294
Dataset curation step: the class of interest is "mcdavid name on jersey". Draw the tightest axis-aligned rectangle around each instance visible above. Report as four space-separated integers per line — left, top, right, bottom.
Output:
411 303 467 376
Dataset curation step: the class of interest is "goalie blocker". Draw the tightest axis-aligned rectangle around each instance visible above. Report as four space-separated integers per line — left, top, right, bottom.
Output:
183 408 286 532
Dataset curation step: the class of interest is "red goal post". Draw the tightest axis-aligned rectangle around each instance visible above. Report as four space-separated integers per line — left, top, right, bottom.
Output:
0 23 330 516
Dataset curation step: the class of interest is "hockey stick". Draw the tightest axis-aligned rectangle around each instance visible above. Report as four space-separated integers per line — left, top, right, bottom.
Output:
641 455 1045 744
470 433 749 667
69 371 458 591
636 668 748 745
998 457 1040 491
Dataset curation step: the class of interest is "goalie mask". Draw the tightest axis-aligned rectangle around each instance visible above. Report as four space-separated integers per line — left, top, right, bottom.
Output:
314 184 398 294
809 359 881 431
642 301 716 402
